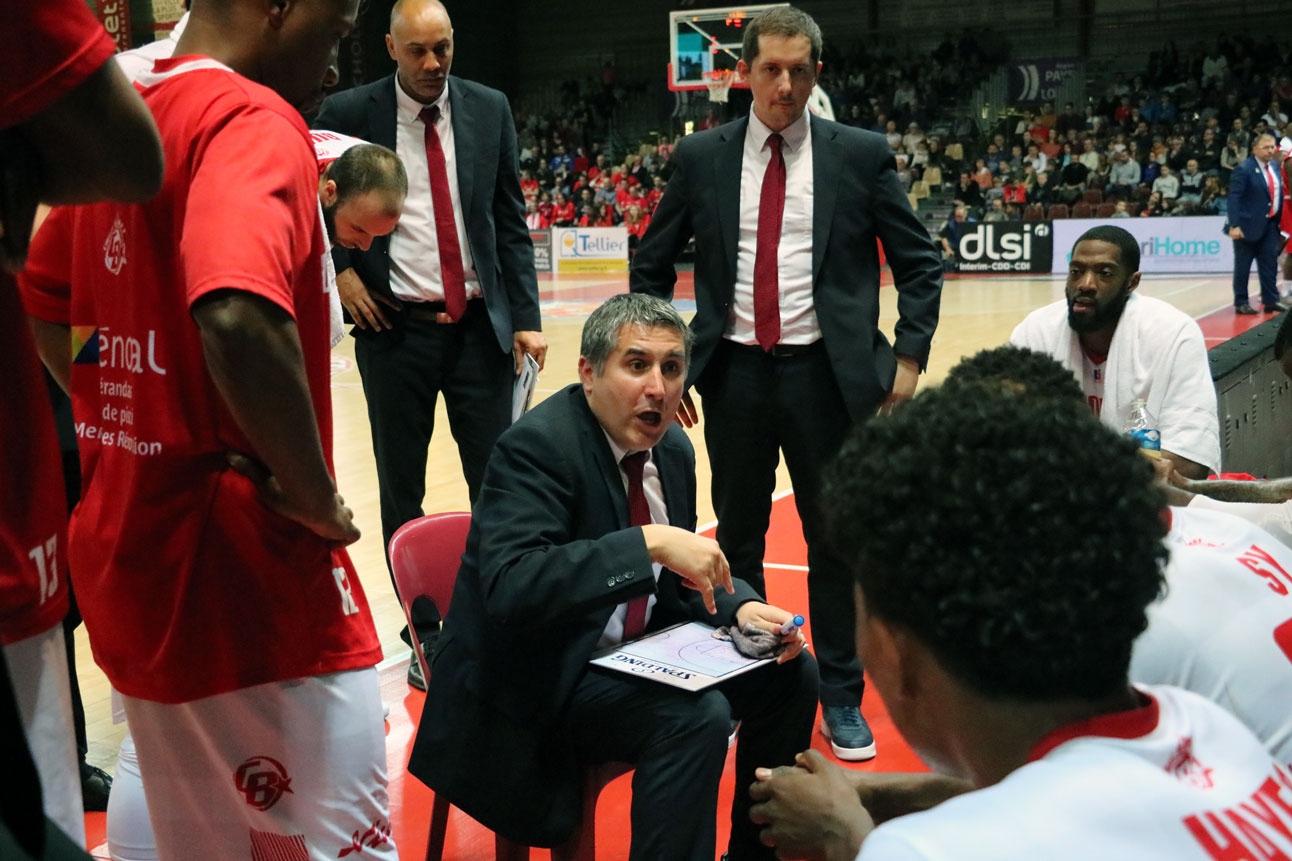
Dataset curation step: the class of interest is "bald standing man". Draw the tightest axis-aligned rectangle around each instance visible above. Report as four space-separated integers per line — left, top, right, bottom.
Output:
314 0 545 685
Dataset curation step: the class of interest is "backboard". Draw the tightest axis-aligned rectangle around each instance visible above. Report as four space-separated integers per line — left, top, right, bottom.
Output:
667 4 790 92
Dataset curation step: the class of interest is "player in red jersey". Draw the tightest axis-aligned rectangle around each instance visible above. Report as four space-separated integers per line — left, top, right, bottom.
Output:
19 1 397 858
1 0 162 855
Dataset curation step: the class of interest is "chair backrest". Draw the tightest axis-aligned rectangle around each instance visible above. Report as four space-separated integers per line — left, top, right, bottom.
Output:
923 166 943 187
1071 202 1094 219
1082 188 1104 205
1022 204 1045 221
1095 202 1118 218
388 512 472 667
1047 203 1069 220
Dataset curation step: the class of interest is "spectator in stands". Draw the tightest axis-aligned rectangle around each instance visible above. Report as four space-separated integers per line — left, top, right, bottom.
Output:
596 203 618 227
519 169 539 202
524 200 546 229
1030 171 1059 207
1139 190 1168 217
902 123 925 154
954 172 984 213
1079 137 1102 173
1107 150 1142 198
1220 135 1248 183
938 206 973 272
1054 102 1082 138
1011 225 1220 477
1003 175 1029 206
622 203 649 252
970 159 992 192
1197 175 1225 215
894 154 913 192
594 177 616 209
1194 128 1222 173
1039 128 1063 161
1025 143 1047 174
983 198 1007 222
1176 159 1205 207
1056 157 1090 205
1111 199 1131 218
552 190 576 226
1262 101 1288 129
576 203 597 227
1152 165 1180 202
883 120 902 150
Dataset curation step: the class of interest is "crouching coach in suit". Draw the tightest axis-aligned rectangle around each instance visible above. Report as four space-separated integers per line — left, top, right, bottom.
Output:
408 294 819 861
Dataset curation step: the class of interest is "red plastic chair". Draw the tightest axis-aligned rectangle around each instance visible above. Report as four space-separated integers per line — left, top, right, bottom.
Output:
388 514 630 861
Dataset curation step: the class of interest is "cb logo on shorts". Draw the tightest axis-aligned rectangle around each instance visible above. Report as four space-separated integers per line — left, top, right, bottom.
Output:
234 755 295 811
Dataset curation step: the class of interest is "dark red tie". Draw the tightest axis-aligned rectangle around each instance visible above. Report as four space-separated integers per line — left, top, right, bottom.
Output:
420 105 468 320
754 133 786 351
621 451 651 641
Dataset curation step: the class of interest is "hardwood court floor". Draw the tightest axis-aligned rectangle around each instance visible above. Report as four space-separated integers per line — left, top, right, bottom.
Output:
76 268 1258 857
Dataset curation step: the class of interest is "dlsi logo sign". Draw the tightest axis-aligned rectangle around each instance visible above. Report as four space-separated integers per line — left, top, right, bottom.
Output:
959 223 1047 261
956 223 1053 273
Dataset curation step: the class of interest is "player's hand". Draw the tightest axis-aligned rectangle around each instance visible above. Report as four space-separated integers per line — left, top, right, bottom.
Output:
640 524 732 614
735 601 807 663
1229 226 1244 240
674 390 699 428
226 451 361 547
336 267 397 331
513 330 548 374
750 749 874 860
879 355 920 415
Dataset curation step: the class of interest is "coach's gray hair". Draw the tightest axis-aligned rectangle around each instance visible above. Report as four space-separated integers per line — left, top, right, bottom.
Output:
580 294 692 375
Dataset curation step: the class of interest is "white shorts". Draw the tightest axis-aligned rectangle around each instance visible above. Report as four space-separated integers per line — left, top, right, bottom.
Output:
3 623 85 847
123 667 397 861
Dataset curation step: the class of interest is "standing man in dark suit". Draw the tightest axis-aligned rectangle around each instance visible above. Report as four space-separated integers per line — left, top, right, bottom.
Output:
630 5 942 762
409 294 818 861
1229 132 1287 315
314 0 545 685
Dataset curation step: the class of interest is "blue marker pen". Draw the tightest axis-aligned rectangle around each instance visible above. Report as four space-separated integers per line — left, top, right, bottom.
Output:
778 615 805 636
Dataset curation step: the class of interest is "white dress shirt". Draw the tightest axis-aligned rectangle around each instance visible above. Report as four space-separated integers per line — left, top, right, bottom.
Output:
388 78 480 302
729 108 820 346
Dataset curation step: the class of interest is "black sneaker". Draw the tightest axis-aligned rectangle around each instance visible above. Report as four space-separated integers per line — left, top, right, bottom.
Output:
80 762 112 812
407 651 427 692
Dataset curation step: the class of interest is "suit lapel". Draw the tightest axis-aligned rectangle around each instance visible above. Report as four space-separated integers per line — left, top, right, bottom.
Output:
449 80 477 222
715 119 748 282
652 441 688 529
370 76 398 150
811 115 841 281
575 392 630 527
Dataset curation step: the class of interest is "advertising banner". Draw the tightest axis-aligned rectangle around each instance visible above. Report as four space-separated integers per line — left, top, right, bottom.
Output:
530 229 551 273
953 222 1054 274
1051 216 1233 274
552 228 629 274
1008 59 1079 104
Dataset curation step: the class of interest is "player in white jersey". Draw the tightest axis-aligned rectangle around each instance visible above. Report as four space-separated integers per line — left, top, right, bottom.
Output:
747 354 1291 860
1133 504 1292 763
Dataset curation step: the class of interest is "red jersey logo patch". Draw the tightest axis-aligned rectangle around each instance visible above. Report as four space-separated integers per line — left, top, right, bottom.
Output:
234 755 295 811
1166 736 1215 789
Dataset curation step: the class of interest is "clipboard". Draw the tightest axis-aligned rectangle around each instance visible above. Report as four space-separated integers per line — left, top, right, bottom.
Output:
588 621 773 691
512 352 540 423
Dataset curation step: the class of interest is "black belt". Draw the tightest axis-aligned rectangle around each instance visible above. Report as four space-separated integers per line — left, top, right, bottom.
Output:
400 297 484 324
731 340 823 359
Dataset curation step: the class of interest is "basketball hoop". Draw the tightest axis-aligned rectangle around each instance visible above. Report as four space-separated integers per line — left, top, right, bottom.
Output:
704 70 735 103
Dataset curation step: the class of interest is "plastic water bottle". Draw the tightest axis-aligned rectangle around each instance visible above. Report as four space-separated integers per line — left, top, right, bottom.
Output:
1124 399 1161 459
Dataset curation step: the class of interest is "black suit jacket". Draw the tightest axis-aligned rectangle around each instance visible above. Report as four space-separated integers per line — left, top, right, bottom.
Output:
407 385 761 846
630 115 942 420
313 75 541 352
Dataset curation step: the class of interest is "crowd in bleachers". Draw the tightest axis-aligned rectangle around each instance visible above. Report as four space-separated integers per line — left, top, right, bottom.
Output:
922 34 1292 224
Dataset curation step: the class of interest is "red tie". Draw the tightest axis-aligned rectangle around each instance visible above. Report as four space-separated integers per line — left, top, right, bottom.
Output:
1266 162 1280 219
420 105 468 320
753 133 785 351
621 451 651 641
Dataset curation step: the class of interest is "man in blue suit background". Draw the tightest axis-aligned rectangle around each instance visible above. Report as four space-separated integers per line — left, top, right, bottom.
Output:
1229 132 1287 315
